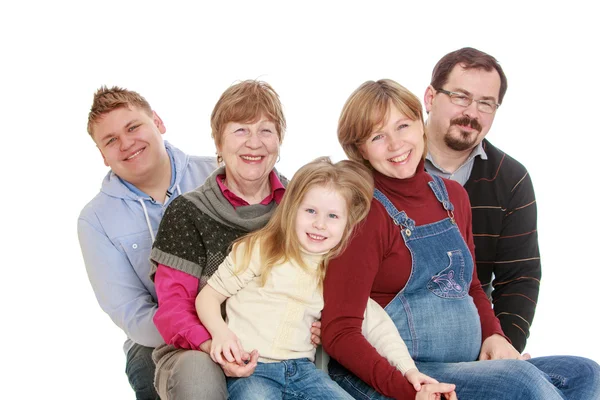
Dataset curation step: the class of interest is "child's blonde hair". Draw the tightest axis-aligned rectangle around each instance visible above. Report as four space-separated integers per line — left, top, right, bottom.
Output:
233 156 374 288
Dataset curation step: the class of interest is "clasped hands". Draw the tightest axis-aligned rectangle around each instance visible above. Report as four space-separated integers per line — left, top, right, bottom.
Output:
199 321 323 378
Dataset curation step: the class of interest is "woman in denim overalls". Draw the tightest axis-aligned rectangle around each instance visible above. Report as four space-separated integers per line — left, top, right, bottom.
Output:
321 79 600 400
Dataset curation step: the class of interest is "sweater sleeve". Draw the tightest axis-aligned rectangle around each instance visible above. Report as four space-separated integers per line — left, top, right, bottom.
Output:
77 216 164 348
449 182 505 342
153 265 211 349
490 171 540 352
322 209 416 399
150 196 213 349
362 298 416 375
207 242 260 298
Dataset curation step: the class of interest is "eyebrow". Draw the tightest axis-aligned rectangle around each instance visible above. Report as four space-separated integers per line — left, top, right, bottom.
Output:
452 88 497 102
98 119 139 142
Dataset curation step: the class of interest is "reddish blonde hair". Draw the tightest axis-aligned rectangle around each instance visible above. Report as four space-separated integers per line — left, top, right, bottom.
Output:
211 80 286 162
87 86 152 137
338 79 425 167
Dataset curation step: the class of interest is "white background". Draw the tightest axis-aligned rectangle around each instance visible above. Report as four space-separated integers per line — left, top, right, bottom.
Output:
2 1 598 398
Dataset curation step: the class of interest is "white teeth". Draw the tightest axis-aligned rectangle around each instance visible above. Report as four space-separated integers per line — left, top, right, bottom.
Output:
308 233 325 240
241 155 262 161
390 152 410 162
126 149 143 160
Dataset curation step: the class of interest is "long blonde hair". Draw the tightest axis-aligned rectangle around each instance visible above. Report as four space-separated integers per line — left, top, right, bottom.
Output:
232 157 373 288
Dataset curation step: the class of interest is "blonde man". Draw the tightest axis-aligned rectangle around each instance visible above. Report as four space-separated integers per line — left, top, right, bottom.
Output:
78 86 215 399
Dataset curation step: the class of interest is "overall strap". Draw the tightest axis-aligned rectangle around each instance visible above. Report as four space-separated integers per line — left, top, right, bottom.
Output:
373 189 416 230
427 174 456 222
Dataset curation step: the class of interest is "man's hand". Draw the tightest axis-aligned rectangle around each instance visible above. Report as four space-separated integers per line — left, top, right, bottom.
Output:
310 321 321 347
479 334 527 360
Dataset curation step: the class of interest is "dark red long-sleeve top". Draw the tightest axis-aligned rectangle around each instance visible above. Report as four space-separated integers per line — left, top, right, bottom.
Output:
321 162 504 399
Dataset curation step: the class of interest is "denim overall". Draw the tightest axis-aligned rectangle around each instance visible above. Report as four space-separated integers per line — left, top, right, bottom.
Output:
329 175 600 399
374 174 481 363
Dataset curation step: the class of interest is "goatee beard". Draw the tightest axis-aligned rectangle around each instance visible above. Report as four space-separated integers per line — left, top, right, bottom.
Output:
444 116 482 151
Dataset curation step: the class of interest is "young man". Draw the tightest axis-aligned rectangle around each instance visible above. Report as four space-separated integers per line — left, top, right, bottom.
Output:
78 86 215 399
423 48 540 353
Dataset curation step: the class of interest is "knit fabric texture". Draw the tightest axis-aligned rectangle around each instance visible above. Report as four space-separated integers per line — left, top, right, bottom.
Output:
464 139 541 352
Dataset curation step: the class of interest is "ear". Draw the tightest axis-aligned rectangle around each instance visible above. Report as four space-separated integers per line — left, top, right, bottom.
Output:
152 111 166 134
98 147 109 167
424 85 436 113
358 144 369 161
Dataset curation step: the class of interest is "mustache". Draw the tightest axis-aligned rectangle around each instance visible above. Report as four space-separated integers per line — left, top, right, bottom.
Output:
450 116 482 132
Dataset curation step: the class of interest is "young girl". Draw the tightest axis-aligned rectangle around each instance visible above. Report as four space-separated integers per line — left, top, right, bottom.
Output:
196 157 436 399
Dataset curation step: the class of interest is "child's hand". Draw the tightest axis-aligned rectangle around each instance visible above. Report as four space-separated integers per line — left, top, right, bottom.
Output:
210 328 247 366
415 383 457 400
405 368 439 391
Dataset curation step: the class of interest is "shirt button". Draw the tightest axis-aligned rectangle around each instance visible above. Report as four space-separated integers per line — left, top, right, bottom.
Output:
132 244 138 249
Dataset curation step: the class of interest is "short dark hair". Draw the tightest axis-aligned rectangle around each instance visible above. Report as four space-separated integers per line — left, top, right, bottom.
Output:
430 47 508 104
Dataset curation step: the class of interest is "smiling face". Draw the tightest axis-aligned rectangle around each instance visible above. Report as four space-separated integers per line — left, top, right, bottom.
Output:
425 65 501 152
92 106 168 186
218 116 280 190
359 104 425 180
295 185 348 254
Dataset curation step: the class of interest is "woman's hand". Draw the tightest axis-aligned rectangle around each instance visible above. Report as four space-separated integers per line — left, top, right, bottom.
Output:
405 368 439 391
479 334 527 360
219 349 260 378
200 339 259 378
415 383 457 400
310 321 322 347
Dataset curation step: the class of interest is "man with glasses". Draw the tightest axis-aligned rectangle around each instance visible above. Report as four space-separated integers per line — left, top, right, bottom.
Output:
423 47 540 354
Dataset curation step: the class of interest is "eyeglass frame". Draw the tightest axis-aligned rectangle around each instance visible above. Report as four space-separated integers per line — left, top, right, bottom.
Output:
435 88 500 114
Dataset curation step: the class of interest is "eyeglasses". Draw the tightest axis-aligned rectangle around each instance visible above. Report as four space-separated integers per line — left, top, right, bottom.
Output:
435 88 500 114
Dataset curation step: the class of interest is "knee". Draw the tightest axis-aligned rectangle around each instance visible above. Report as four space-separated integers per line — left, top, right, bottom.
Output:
156 350 227 400
568 357 600 387
126 346 158 399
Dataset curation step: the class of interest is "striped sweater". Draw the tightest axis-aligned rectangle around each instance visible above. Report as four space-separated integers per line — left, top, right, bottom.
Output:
463 139 541 352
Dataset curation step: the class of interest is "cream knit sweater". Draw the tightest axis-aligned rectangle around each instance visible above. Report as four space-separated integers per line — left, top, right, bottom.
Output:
208 241 416 373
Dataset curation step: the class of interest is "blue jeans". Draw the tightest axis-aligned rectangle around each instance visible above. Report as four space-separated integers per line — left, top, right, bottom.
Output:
228 358 352 400
330 356 600 399
126 343 160 400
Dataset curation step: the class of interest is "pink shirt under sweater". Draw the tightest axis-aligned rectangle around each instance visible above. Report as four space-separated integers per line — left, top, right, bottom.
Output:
153 172 284 350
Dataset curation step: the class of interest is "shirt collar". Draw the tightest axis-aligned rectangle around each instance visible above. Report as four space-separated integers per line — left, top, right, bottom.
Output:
426 140 488 174
217 170 285 209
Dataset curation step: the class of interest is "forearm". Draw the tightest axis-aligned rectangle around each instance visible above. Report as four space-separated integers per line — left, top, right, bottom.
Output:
153 264 212 349
491 258 540 352
492 174 541 351
78 218 164 347
362 298 416 374
196 284 229 338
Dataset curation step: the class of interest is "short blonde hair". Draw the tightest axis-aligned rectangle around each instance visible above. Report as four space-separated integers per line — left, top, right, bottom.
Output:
210 80 286 158
338 79 425 167
87 86 152 137
233 157 374 289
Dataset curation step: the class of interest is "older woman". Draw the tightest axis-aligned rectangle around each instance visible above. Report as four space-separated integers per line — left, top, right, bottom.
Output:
321 79 600 399
149 80 296 399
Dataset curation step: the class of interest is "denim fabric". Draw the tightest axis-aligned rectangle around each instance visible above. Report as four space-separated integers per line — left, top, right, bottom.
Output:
374 174 481 363
331 176 600 399
228 358 352 400
125 343 160 400
331 356 600 400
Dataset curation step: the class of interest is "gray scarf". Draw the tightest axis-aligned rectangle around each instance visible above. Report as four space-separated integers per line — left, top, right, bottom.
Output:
184 166 289 232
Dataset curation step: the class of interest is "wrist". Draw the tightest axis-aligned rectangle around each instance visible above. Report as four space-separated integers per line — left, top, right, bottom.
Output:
199 339 212 353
